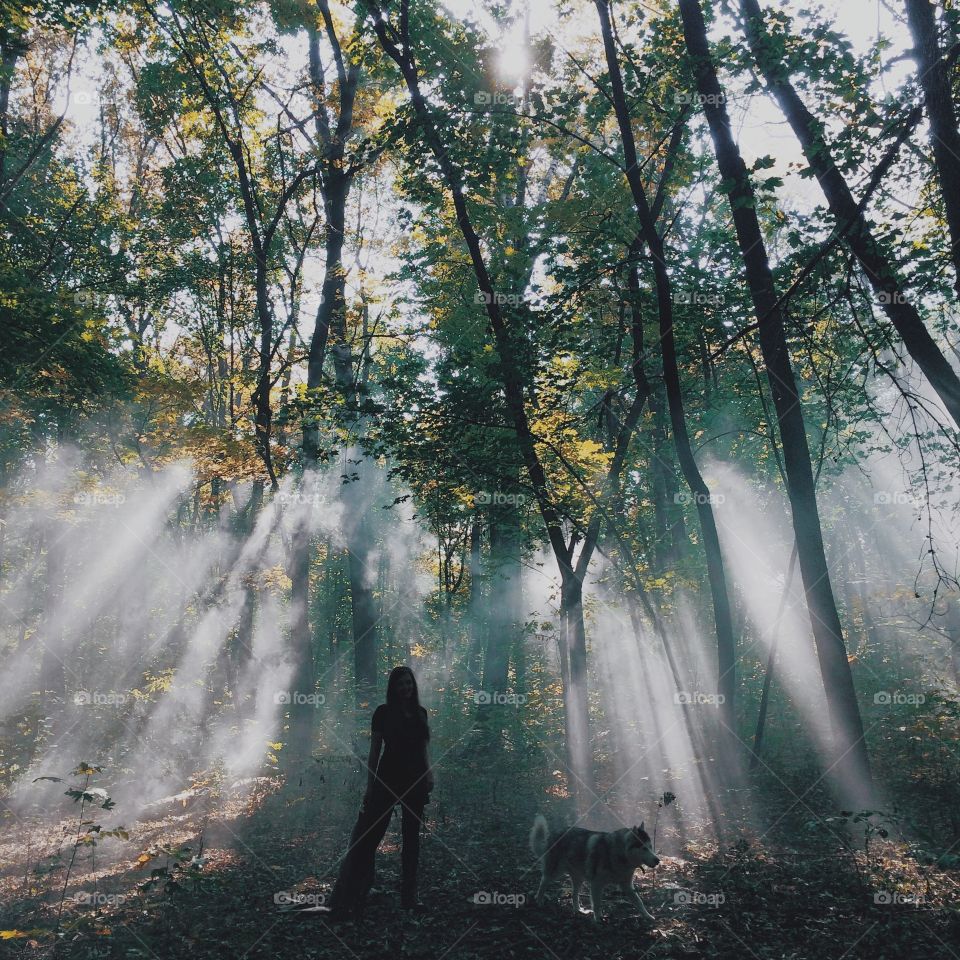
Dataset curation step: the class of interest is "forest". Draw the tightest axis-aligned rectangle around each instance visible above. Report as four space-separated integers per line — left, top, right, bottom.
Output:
1 0 959 956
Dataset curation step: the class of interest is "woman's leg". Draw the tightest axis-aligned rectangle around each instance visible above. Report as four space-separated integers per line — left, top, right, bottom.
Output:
399 796 426 906
328 786 396 913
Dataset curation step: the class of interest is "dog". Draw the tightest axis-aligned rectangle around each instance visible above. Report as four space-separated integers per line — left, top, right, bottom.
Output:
529 814 659 922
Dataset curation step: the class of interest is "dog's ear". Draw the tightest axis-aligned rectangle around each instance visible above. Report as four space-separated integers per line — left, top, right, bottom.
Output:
639 821 645 832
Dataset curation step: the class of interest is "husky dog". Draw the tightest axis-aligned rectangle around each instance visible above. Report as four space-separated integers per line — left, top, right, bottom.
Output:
529 815 659 922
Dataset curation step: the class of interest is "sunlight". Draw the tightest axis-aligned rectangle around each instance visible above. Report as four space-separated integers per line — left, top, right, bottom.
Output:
3 0 958 955
495 41 531 85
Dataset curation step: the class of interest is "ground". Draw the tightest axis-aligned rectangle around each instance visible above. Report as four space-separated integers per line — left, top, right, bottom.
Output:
1 763 957 960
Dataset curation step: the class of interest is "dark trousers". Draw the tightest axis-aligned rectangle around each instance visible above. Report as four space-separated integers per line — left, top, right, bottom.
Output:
329 781 426 912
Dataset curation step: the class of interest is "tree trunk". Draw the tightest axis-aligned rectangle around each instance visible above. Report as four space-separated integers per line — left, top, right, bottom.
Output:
0 26 27 192
482 508 521 698
680 0 872 796
559 575 593 803
594 0 737 734
905 0 960 295
332 342 379 706
466 517 484 686
739 0 960 427
285 15 361 751
366 4 599 806
479 505 524 743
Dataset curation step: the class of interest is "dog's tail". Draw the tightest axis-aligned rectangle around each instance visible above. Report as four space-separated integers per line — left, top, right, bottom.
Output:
529 814 549 859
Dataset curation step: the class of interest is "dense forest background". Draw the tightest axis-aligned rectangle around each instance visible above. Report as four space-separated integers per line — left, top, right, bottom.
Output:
1 0 959 956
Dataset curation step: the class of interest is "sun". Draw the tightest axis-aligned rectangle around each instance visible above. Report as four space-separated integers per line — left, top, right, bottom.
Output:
495 41 531 84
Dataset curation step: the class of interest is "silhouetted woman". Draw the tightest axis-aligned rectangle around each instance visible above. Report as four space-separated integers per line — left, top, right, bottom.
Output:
327 666 433 917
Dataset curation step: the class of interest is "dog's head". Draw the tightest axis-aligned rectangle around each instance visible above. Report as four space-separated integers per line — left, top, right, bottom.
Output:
628 822 660 869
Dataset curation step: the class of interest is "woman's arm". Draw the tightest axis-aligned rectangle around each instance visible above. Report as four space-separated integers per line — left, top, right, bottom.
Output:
366 732 383 795
422 742 434 791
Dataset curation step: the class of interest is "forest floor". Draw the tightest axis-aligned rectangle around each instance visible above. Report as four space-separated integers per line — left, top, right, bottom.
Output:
1 763 958 960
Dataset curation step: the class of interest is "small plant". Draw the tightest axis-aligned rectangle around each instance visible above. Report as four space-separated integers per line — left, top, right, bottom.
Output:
652 791 676 850
827 809 897 859
139 834 213 897
32 762 128 930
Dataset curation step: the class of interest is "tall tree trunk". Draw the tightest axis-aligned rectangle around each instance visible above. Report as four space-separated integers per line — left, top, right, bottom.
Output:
332 341 379 707
466 517 484 686
649 384 686 569
366 2 599 805
479 505 524 743
739 0 960 427
303 173 348 460
303 17 376 711
482 508 521 698
0 25 27 192
285 11 362 752
679 0 872 796
905 0 960 294
558 574 592 799
594 0 737 733
286 516 317 759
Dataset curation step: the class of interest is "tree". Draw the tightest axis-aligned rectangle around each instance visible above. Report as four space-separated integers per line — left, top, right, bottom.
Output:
737 0 960 427
593 0 737 732
678 0 871 798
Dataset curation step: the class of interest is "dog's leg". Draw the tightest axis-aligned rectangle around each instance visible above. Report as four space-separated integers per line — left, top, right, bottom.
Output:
570 876 587 914
588 882 604 923
623 883 654 921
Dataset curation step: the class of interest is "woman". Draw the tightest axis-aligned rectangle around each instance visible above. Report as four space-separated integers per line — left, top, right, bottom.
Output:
327 666 434 917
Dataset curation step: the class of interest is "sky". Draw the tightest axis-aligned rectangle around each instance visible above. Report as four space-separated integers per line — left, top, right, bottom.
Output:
437 0 916 208
44 0 924 348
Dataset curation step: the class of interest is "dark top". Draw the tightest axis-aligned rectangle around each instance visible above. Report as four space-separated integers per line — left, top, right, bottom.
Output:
371 703 429 789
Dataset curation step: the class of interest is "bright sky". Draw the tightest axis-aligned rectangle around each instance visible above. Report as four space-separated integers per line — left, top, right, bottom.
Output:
439 0 915 207
56 1 916 198
46 0 920 330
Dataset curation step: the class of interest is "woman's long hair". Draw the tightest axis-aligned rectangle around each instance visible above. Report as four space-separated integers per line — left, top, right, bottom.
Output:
385 665 429 738
386 665 421 710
